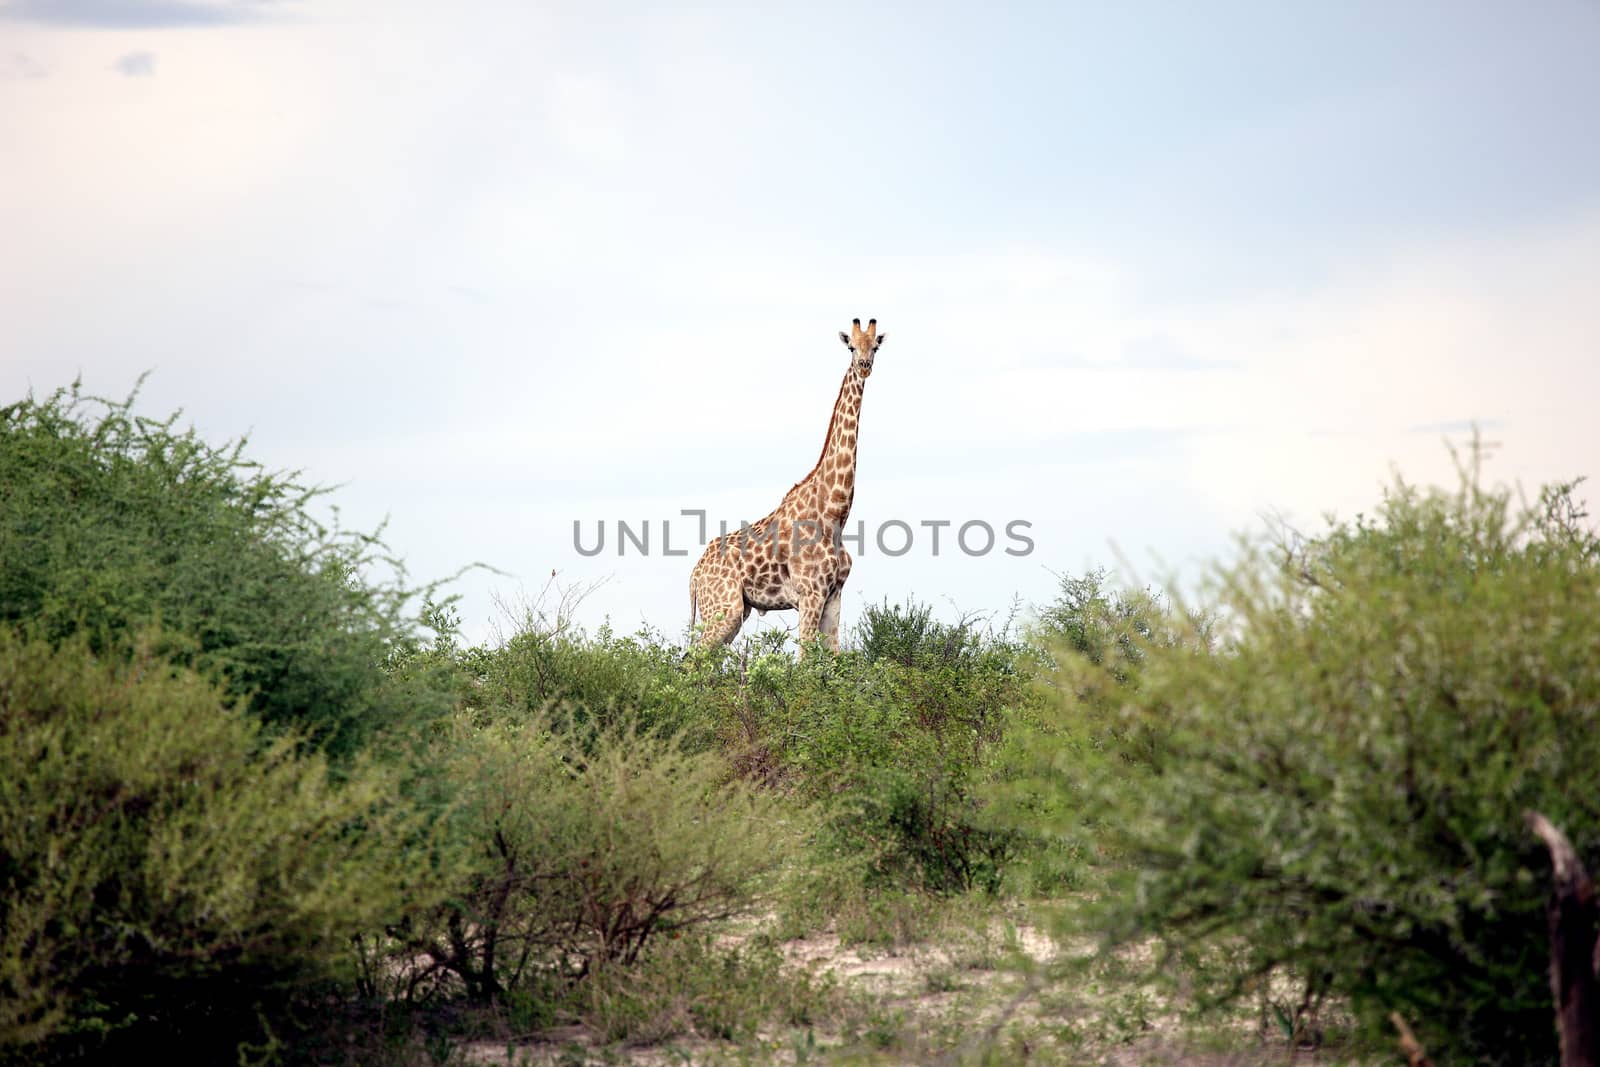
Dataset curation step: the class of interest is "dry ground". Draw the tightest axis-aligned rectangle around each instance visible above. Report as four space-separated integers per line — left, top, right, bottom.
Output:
453 905 1381 1067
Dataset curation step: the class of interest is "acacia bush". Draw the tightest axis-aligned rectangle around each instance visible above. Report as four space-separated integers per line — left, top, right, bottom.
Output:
0 382 450 756
712 603 1037 897
983 569 1217 893
1032 466 1600 1063
478 620 704 744
0 631 440 1063
383 710 800 1005
440 596 1040 901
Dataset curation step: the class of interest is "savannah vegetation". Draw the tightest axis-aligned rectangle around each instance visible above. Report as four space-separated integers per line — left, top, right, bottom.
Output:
2 380 1597 1065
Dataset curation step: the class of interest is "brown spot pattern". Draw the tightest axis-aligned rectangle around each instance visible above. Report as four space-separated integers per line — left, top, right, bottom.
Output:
688 319 883 651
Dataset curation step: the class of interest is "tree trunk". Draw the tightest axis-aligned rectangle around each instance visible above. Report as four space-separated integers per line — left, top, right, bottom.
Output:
1527 810 1600 1067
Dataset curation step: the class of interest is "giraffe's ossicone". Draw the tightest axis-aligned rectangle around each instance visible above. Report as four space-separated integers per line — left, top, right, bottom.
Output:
688 318 886 652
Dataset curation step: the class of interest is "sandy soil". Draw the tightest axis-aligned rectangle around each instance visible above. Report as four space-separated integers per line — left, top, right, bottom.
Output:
452 909 1369 1066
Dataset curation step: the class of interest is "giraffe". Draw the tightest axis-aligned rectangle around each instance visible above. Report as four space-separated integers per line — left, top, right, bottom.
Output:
688 318 886 652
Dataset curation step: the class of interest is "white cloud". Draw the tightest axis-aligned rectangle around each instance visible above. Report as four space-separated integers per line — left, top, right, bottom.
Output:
542 71 628 163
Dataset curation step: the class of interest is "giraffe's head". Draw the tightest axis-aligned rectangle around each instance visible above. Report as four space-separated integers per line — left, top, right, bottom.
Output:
838 318 885 378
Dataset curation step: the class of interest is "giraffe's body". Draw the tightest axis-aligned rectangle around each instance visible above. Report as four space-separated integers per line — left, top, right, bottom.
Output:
689 318 885 651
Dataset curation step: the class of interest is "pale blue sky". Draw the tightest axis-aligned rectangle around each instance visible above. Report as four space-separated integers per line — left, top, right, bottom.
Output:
2 0 1597 643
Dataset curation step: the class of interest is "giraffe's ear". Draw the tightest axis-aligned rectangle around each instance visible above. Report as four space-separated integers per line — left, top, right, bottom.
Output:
839 331 851 347
874 332 887 347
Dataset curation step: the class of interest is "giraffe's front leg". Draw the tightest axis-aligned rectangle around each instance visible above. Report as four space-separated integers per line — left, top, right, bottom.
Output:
699 600 751 647
820 591 843 651
820 549 851 652
695 577 751 647
795 592 827 654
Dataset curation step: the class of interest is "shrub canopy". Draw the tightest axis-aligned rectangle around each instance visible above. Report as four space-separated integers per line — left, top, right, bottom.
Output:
0 382 448 755
391 709 799 1003
1050 469 1600 1064
0 631 437 1061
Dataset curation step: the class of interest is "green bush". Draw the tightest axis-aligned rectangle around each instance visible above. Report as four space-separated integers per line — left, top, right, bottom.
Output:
388 710 800 1004
479 620 703 744
981 570 1215 895
1034 568 1207 680
0 631 440 1062
451 595 1040 901
855 597 981 667
572 933 837 1044
1038 465 1600 1063
0 381 450 756
720 606 1036 898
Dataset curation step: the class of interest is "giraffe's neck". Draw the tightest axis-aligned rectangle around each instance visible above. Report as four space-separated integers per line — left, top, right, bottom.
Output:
797 364 866 527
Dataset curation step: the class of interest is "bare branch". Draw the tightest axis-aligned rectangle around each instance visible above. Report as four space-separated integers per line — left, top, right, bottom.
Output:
1390 1011 1434 1067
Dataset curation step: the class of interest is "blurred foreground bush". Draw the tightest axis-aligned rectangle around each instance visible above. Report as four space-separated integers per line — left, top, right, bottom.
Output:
1025 463 1600 1064
0 631 438 1062
0 382 451 756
